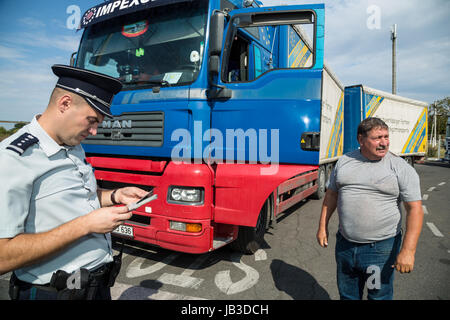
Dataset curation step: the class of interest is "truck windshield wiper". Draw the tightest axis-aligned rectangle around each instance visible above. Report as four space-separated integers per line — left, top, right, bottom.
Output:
123 79 171 87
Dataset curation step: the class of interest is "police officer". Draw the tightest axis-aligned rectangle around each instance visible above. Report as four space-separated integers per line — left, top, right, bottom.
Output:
0 65 148 300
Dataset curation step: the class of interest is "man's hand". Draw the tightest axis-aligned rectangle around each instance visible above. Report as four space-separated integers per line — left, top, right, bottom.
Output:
83 206 132 234
98 187 149 207
392 249 415 273
316 227 329 248
113 187 149 206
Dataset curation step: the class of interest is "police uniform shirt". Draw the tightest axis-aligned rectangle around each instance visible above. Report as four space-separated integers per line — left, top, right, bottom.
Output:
0 115 113 284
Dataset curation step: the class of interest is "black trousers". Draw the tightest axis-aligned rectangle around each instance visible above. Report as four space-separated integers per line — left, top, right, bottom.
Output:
15 284 111 300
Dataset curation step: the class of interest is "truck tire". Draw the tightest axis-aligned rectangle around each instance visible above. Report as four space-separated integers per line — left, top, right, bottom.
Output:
230 196 271 255
311 166 326 200
405 156 415 168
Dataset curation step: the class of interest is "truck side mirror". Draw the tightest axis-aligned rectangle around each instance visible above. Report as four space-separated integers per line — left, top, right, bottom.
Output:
207 11 232 100
208 11 225 76
70 52 77 67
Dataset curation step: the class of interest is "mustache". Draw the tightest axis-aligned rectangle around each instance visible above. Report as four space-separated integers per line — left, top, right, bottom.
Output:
376 145 387 151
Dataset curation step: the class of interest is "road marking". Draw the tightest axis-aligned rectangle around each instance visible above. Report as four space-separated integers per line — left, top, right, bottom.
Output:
158 273 204 289
0 272 11 281
112 248 139 260
422 205 429 215
157 254 209 289
111 282 206 300
426 222 444 238
427 187 436 192
254 249 267 261
126 253 179 278
438 182 446 186
422 194 429 201
215 253 259 295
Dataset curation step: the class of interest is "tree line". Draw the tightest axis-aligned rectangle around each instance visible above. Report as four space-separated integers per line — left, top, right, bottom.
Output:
428 97 449 136
0 122 28 142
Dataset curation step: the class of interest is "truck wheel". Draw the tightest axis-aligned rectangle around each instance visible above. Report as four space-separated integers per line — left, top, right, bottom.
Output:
311 166 326 200
405 156 415 168
230 197 271 255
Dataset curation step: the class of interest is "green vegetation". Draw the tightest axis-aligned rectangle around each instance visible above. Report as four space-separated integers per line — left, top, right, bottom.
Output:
428 97 449 136
0 122 28 142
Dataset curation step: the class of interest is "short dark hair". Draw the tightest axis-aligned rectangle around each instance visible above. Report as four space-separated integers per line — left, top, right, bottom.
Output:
357 117 388 138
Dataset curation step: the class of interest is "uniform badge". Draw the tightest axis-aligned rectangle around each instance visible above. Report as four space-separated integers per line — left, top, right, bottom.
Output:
6 133 39 155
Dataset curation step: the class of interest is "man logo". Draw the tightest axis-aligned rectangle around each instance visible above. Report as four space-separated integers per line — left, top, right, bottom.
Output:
102 120 132 129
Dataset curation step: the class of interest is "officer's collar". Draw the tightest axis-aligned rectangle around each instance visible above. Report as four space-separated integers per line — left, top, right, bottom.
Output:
28 115 67 157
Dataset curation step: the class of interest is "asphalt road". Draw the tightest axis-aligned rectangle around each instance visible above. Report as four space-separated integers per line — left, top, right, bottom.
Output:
1 161 449 301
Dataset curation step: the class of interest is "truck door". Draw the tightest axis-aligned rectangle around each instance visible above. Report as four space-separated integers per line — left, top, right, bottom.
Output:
209 5 325 166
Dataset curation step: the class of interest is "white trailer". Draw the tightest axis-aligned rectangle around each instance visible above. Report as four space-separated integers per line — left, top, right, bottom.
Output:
344 85 428 166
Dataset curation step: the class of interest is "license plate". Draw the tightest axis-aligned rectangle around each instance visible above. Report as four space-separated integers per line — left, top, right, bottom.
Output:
113 225 134 238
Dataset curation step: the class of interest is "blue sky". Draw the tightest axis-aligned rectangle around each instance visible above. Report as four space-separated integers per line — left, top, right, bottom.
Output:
0 0 449 128
0 0 98 128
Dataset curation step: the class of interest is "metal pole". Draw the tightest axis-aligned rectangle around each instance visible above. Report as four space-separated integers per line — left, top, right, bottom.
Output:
434 107 437 148
391 24 397 95
430 114 435 147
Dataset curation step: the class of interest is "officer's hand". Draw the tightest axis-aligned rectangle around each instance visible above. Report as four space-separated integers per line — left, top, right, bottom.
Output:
84 206 132 234
115 187 149 205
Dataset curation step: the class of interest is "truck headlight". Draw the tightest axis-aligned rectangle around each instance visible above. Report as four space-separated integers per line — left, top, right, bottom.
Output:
168 186 204 205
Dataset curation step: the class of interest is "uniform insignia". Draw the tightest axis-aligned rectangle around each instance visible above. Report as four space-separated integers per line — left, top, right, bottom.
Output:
6 133 39 155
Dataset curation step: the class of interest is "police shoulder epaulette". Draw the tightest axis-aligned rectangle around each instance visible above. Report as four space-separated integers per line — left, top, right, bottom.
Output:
6 133 39 156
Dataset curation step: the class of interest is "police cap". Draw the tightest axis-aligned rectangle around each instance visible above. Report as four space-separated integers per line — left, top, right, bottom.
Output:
52 64 122 117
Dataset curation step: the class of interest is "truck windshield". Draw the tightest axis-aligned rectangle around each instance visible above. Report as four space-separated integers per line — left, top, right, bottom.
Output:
76 0 208 89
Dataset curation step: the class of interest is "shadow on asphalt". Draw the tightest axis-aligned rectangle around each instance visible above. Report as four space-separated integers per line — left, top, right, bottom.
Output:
270 259 331 300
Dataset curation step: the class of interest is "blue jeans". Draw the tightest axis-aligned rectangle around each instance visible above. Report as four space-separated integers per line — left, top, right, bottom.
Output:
335 232 402 300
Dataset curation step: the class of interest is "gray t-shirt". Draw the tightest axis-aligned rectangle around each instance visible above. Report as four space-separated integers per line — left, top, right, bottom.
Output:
328 150 422 243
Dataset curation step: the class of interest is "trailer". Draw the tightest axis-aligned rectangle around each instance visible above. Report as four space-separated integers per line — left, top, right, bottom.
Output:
344 85 428 166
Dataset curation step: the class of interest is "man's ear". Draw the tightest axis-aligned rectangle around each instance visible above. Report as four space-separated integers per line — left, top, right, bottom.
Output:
357 134 363 145
57 94 72 113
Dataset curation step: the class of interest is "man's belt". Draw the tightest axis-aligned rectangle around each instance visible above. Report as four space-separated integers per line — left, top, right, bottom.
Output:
9 256 122 300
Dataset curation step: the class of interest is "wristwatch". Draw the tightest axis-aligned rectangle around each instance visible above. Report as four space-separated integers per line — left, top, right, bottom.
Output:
110 189 119 205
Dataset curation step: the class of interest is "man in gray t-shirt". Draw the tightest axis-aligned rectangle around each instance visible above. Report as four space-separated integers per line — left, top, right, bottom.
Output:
316 117 423 300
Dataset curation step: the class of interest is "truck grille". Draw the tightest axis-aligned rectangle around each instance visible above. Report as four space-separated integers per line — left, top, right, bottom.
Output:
83 112 164 147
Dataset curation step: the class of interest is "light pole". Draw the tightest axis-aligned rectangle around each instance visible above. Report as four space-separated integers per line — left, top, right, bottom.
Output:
391 24 397 95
